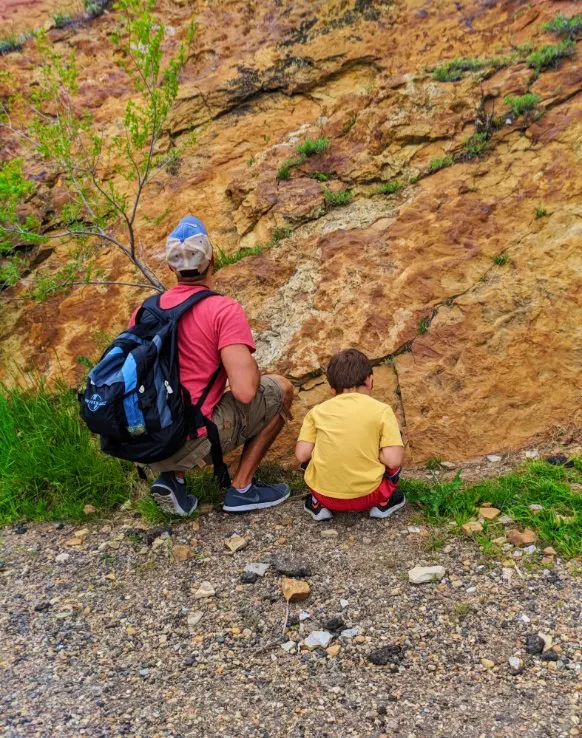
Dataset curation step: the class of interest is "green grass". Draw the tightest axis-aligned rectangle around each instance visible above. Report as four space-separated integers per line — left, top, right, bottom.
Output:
504 93 541 117
0 32 33 54
276 159 296 181
463 132 489 159
401 459 582 556
309 171 333 182
376 181 403 195
296 137 329 157
492 252 510 266
342 115 357 134
433 57 485 82
323 188 353 207
527 40 576 72
535 206 548 219
418 317 431 334
271 225 292 243
429 156 453 172
541 14 582 38
0 382 135 525
214 226 292 271
53 12 75 29
426 457 442 471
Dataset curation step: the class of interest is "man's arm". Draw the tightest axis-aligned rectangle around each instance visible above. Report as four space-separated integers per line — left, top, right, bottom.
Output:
220 344 260 404
295 440 315 464
379 445 404 469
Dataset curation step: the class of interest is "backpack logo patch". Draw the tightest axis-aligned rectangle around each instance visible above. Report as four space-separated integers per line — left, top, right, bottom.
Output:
86 393 107 412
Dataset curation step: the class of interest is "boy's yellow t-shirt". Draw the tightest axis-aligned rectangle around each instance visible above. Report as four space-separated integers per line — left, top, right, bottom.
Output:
298 392 403 499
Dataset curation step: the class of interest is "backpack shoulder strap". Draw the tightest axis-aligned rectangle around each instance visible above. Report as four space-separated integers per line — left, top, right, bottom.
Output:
135 289 220 325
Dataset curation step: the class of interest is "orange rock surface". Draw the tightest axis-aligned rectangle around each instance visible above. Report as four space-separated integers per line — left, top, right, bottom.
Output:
1 0 581 463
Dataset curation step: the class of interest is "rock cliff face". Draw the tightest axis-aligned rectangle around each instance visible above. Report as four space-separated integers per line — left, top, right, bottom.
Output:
1 0 581 462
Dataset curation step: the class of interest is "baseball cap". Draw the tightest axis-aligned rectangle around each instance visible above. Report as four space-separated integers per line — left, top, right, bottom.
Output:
166 215 213 275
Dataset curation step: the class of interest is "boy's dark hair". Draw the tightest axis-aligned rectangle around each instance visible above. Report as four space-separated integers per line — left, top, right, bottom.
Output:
326 349 372 393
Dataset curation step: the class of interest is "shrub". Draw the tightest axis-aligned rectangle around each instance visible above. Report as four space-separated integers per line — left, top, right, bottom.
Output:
492 253 510 266
323 188 353 207
53 12 75 29
463 132 489 159
0 382 135 524
0 33 28 55
527 40 575 72
541 14 582 38
309 171 333 182
376 181 403 195
296 137 329 157
433 57 484 82
535 206 548 219
429 156 453 172
503 93 541 117
276 159 296 180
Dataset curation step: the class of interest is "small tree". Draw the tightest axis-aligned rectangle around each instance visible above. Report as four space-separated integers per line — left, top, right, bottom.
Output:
0 0 195 299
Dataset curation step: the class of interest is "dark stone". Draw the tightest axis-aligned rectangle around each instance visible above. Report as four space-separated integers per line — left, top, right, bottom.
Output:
0 561 6 571
33 601 51 612
541 651 559 662
368 644 404 666
325 617 345 632
525 634 544 655
183 657 195 666
275 559 312 578
545 454 574 468
241 571 259 584
13 524 27 535
378 705 387 715
54 522 65 530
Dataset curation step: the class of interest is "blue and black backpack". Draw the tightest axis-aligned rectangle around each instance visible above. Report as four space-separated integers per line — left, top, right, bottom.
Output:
79 290 231 487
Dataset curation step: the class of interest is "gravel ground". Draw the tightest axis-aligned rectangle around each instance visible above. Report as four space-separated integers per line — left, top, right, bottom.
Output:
1 496 580 738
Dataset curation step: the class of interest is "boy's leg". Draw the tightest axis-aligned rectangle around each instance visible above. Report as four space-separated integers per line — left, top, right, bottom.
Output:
369 468 406 519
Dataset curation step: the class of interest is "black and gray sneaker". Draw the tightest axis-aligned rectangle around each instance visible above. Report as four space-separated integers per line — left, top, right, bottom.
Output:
223 480 290 513
150 472 198 517
369 489 406 519
303 494 333 522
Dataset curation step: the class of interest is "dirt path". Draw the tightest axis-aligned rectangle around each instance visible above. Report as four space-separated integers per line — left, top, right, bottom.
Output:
1 492 580 738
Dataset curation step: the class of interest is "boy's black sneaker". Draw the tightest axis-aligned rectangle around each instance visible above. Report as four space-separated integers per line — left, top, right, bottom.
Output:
369 489 406 519
151 472 198 517
303 494 333 522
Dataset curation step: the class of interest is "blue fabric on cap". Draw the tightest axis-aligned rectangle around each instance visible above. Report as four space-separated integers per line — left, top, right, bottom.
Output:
168 215 208 242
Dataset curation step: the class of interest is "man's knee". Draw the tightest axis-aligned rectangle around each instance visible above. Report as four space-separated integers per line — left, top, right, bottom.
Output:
270 374 294 409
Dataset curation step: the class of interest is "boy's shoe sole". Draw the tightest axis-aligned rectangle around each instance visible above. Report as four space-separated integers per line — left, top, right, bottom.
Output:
223 490 290 513
369 495 406 519
151 485 198 517
303 495 333 521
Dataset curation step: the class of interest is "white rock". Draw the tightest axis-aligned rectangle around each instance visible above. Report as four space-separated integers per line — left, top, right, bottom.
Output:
486 454 502 462
466 586 477 594
321 529 338 538
407 526 422 534
525 449 539 458
187 611 203 631
528 504 543 512
55 553 70 563
193 581 215 599
244 562 269 577
502 567 514 581
509 656 524 674
520 614 531 623
340 627 360 638
299 611 310 621
513 550 523 559
523 545 537 555
303 631 333 650
408 565 446 584
440 461 456 469
281 641 296 653
340 599 349 609
498 515 514 525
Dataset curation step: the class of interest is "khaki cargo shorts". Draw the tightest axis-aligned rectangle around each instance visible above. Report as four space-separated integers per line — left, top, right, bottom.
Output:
150 376 287 473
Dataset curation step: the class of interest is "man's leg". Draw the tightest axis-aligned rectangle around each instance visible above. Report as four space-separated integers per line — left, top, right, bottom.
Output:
231 375 294 488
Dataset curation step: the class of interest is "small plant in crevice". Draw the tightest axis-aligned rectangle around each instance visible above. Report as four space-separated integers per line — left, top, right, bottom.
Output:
426 457 443 471
541 13 582 39
341 115 357 135
463 132 489 159
418 316 431 334
527 40 576 72
323 188 353 207
535 206 548 219
214 226 292 271
0 32 34 55
52 12 75 29
503 93 541 117
271 224 292 243
429 156 453 172
246 156 256 168
376 181 403 195
492 252 510 266
309 171 333 182
433 57 485 82
296 136 329 158
276 158 297 181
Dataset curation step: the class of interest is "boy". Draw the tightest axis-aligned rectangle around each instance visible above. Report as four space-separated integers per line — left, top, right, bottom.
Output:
295 349 405 521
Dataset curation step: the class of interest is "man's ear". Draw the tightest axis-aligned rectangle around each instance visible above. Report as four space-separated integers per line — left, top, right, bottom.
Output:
365 374 374 391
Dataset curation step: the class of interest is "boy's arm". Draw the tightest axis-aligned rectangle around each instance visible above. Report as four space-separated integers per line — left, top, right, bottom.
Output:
379 406 404 469
295 411 316 463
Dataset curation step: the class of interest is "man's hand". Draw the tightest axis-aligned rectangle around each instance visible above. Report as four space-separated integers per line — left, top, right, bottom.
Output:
220 344 260 404
379 445 404 469
295 440 314 464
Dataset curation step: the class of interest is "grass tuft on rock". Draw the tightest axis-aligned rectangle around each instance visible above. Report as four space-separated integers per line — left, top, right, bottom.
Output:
429 156 453 172
527 40 575 72
463 132 489 159
0 382 135 525
323 188 353 207
433 57 485 82
541 13 582 39
504 93 541 117
296 137 329 157
376 181 403 195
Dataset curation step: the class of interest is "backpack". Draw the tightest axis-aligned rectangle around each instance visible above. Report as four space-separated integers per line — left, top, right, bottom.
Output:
79 289 231 487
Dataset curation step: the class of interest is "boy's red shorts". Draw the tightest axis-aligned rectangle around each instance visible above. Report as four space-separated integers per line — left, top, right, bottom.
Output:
310 472 398 512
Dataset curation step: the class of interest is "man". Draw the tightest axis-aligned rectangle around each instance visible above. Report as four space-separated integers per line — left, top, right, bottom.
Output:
134 215 294 516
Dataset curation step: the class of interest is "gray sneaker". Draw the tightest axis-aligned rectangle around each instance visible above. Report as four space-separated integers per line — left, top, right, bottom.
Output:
223 480 290 513
151 472 198 517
